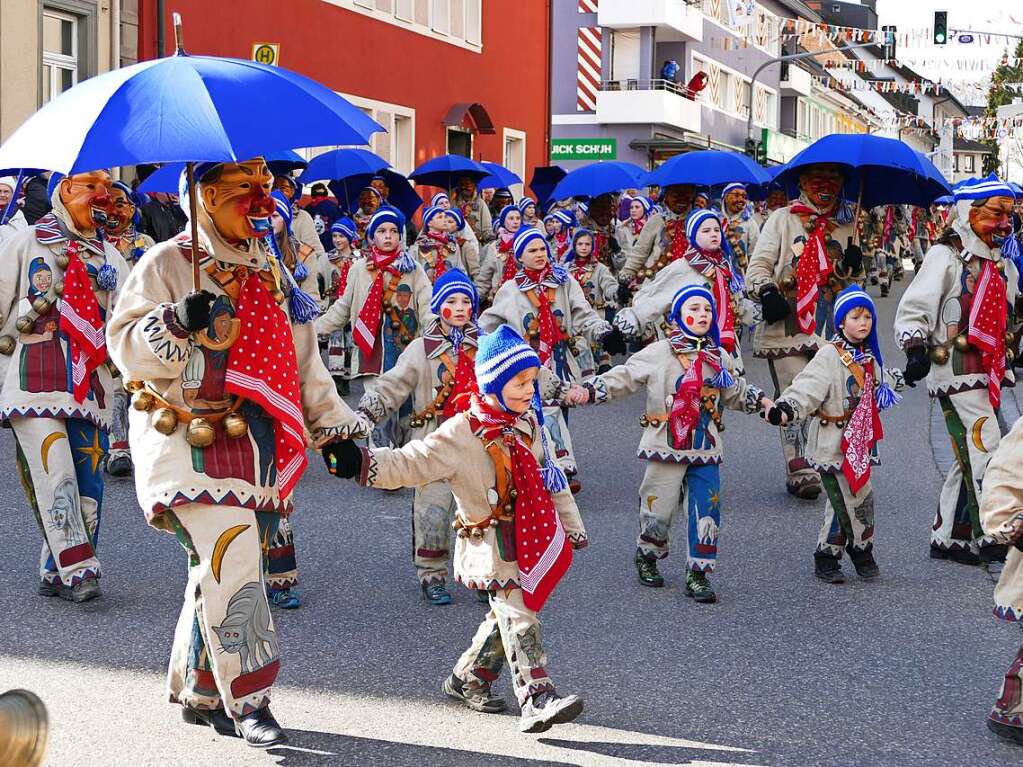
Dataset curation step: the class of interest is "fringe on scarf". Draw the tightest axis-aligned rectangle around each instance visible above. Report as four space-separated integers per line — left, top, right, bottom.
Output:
265 234 320 324
532 388 568 493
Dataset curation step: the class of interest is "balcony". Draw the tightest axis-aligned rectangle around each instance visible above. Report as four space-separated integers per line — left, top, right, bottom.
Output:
780 64 812 97
598 0 704 42
596 80 702 133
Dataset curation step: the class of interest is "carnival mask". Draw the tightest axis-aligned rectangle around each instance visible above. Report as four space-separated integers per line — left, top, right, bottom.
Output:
723 189 748 215
588 194 614 226
104 186 135 236
59 170 114 233
968 196 1014 248
370 178 389 199
456 176 476 198
200 159 275 242
766 189 788 211
663 184 695 215
799 165 844 211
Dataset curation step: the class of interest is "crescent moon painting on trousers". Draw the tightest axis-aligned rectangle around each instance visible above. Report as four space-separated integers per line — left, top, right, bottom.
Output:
972 416 989 454
40 432 67 474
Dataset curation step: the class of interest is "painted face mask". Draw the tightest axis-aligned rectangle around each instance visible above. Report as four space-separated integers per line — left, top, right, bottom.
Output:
968 196 1015 248
723 189 748 214
799 165 844 211
60 171 114 232
105 187 135 236
200 159 275 242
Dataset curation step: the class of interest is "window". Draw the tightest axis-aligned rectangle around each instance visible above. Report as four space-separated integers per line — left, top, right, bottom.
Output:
431 0 449 34
331 0 480 50
503 128 526 198
41 9 78 103
446 127 473 158
395 0 413 19
333 93 416 175
964 154 975 173
954 154 960 173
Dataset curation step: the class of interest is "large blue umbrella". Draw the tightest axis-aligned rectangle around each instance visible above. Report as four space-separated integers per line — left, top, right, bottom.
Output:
550 161 645 201
297 148 389 184
409 155 489 189
478 161 522 190
529 165 567 211
774 134 951 209
328 170 423 220
642 150 770 189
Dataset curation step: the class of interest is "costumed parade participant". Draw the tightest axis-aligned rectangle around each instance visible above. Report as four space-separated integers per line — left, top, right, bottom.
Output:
576 194 621 273
0 169 125 602
477 203 523 303
107 158 369 748
314 206 433 447
326 323 588 733
745 162 864 500
272 174 324 264
618 183 696 287
616 195 652 254
352 186 382 249
767 286 904 584
544 209 575 264
577 284 771 602
451 175 493 245
410 205 477 283
518 196 539 228
268 190 318 297
719 183 760 273
0 175 29 245
317 217 359 395
895 174 1019 575
481 228 618 492
104 181 156 478
303 182 340 253
564 228 618 376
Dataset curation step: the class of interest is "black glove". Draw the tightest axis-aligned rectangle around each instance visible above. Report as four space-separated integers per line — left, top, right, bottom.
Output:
903 345 931 388
322 439 363 479
175 290 216 332
842 236 863 274
765 401 794 426
616 282 633 308
602 327 628 356
759 285 791 324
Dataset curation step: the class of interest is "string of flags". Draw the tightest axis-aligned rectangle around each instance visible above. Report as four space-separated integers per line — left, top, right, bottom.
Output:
823 58 1023 73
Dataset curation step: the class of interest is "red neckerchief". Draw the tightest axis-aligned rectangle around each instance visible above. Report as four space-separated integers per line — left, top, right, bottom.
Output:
840 352 883 494
498 232 517 283
683 245 737 354
442 338 478 418
224 274 307 500
425 230 451 279
58 241 107 403
521 266 563 365
335 258 353 298
968 258 1008 408
553 230 570 261
789 202 835 335
664 217 689 262
569 256 593 285
353 246 399 358
630 216 646 236
467 394 571 611
666 331 725 449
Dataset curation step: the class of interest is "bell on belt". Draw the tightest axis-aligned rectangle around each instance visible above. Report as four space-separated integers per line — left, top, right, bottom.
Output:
55 253 70 269
1008 348 1016 364
15 316 33 334
780 276 797 291
153 408 179 435
0 335 15 356
1006 332 1017 347
53 281 64 297
132 391 156 412
31 297 50 315
0 689 49 767
954 334 970 352
124 380 144 393
929 346 950 365
223 412 248 439
185 417 216 448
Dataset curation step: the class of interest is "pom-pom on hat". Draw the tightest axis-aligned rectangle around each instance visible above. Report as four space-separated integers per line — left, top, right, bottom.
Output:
431 268 479 317
513 227 550 262
367 207 401 241
331 217 356 242
669 283 719 345
685 208 722 245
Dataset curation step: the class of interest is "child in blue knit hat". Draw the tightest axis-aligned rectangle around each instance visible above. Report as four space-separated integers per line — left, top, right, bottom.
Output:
574 283 772 603
318 217 361 394
767 285 904 584
410 206 479 283
324 323 588 734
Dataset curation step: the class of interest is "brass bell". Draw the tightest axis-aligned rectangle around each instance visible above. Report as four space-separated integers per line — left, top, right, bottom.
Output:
124 380 145 393
929 346 950 365
470 528 484 540
391 321 401 330
509 489 518 499
0 688 50 767
53 280 64 297
15 316 34 333
185 417 216 448
31 297 50 315
997 259 1006 273
1008 348 1016 364
504 503 513 514
781 276 797 291
153 407 179 435
409 417 422 428
223 412 248 439
1006 332 1017 347
55 253 70 269
0 335 15 356
954 334 971 352
132 391 156 412
820 418 828 426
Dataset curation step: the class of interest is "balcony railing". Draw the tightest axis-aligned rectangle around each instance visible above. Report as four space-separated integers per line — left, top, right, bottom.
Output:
596 79 702 132
601 78 702 100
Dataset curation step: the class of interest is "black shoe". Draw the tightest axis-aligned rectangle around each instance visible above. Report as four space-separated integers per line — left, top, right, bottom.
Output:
106 453 133 477
519 691 584 733
988 716 1023 746
849 548 880 580
181 705 238 737
634 550 664 587
814 553 845 584
38 580 60 598
880 285 889 297
442 674 507 713
684 571 717 603
929 544 980 566
60 579 101 602
234 706 288 749
421 582 453 606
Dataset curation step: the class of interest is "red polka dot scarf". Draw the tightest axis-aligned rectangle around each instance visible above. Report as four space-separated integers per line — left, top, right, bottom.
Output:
968 258 1007 408
224 273 307 500
353 246 399 359
59 241 107 403
789 203 835 335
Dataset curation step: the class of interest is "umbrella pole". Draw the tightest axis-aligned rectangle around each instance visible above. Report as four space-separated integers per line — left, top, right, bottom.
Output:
852 177 864 247
186 161 201 292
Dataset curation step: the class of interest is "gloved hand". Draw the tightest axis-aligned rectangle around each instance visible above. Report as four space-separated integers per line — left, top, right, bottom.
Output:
175 290 216 332
759 285 790 324
322 439 363 479
612 308 640 338
616 282 633 308
602 327 628 356
842 236 863 274
903 345 931 388
765 401 794 426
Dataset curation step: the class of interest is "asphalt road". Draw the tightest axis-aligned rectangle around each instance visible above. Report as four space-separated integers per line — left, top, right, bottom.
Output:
2 278 1021 767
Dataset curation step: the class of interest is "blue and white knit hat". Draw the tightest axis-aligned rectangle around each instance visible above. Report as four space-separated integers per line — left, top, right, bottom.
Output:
513 227 550 262
431 268 478 316
270 190 293 232
517 196 537 214
685 208 722 244
430 191 450 208
495 204 519 232
367 207 401 240
721 182 746 197
474 324 568 492
631 196 653 215
331 217 356 242
954 174 1015 202
563 227 594 264
264 191 318 324
422 205 446 229
443 207 465 231
552 209 576 228
833 285 899 410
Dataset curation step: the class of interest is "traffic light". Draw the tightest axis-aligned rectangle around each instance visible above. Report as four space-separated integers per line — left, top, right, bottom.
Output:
757 142 768 165
933 11 948 45
881 25 897 60
744 138 758 159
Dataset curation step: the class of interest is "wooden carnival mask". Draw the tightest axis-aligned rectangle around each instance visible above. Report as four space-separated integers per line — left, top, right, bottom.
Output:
59 170 114 234
968 196 1014 248
200 159 275 243
723 188 748 215
587 194 614 226
662 184 695 215
766 188 788 211
798 164 844 212
105 185 135 236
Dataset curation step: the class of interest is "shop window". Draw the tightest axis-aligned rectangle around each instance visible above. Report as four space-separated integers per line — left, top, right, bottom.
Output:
41 8 79 103
446 127 473 158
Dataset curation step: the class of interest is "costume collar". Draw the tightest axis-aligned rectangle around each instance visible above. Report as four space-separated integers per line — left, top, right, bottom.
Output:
516 264 568 291
176 203 267 269
35 195 106 256
423 319 478 357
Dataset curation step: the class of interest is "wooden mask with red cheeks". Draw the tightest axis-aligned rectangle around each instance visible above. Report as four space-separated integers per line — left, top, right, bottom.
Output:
663 184 695 214
766 189 788 210
723 188 748 214
200 159 275 243
105 186 134 236
798 164 844 211
588 194 614 226
59 170 114 233
968 196 1015 248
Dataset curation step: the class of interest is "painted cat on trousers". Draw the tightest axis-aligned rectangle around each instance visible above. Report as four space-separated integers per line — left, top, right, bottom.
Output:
212 581 279 674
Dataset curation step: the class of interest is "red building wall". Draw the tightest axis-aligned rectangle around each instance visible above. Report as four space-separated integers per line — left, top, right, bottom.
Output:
138 0 550 181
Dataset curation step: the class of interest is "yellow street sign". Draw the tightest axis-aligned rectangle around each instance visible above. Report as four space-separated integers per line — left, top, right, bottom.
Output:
252 43 280 66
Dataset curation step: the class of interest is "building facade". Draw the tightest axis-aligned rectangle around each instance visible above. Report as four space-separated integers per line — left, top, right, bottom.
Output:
136 0 550 192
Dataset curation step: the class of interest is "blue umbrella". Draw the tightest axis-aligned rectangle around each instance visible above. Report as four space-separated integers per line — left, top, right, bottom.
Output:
329 169 422 220
478 161 522 190
265 149 308 176
642 151 770 189
297 148 389 184
550 161 645 201
775 134 951 209
529 165 567 211
409 155 488 189
137 163 186 194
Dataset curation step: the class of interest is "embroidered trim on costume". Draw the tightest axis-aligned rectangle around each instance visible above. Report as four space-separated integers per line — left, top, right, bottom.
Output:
1 405 107 431
637 449 722 465
143 307 192 363
151 490 293 517
753 342 821 360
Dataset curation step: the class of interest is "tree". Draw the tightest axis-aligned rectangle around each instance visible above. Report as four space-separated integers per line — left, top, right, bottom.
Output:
981 39 1023 175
